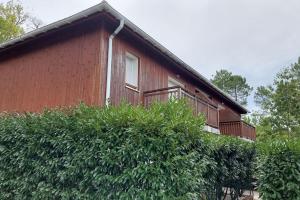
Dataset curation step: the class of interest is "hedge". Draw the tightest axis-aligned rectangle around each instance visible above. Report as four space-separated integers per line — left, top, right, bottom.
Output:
257 139 300 200
203 134 256 200
0 101 256 199
0 101 217 199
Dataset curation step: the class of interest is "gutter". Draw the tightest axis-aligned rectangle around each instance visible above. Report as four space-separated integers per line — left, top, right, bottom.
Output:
105 19 124 106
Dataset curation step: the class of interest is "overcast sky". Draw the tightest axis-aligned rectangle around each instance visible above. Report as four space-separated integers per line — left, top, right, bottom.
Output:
4 0 300 110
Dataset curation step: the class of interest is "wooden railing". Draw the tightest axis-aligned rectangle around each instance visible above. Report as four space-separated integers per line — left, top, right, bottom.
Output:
143 86 219 128
219 121 256 140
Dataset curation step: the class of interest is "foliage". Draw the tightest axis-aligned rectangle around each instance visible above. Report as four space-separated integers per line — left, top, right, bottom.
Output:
0 0 43 43
211 69 253 106
256 139 300 200
243 112 274 142
203 134 256 200
254 58 300 137
0 100 259 199
0 0 25 43
0 101 218 199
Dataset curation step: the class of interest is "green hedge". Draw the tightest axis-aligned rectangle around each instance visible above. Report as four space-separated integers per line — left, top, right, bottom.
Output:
257 139 300 200
0 101 216 199
203 134 256 200
0 101 256 199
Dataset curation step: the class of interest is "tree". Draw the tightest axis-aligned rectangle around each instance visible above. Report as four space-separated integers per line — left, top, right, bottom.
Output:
0 0 43 43
243 111 274 141
255 58 300 137
211 69 253 106
27 16 43 29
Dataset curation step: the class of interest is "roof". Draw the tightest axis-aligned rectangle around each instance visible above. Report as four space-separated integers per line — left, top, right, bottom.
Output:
0 1 249 113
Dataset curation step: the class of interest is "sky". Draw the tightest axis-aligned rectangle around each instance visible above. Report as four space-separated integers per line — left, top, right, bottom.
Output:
4 0 300 111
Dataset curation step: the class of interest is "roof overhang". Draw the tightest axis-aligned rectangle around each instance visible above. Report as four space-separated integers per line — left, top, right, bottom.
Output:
0 1 249 114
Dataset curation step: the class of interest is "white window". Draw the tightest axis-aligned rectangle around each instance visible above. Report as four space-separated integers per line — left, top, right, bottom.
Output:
168 77 184 88
125 53 139 88
168 77 184 99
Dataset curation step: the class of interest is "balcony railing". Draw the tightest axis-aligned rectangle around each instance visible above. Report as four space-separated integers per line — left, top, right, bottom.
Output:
143 86 219 128
219 121 256 140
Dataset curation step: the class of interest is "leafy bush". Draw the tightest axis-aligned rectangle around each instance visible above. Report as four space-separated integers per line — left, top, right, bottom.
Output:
203 134 256 200
257 139 300 200
0 101 216 199
0 100 259 199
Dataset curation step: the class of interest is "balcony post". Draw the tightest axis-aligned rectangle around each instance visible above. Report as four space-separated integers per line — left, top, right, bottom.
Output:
195 97 198 115
207 105 209 124
178 87 182 99
217 106 220 128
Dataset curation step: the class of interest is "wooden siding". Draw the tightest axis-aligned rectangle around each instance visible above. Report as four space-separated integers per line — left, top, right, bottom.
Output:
219 104 242 122
219 121 256 140
100 23 241 127
0 16 243 128
107 29 170 106
143 86 219 127
0 19 104 112
103 25 210 104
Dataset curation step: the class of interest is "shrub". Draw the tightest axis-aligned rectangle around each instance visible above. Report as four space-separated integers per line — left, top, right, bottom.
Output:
256 139 300 200
203 134 256 200
0 101 215 199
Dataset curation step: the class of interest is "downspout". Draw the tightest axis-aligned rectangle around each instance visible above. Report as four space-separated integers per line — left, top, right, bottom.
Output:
105 19 125 106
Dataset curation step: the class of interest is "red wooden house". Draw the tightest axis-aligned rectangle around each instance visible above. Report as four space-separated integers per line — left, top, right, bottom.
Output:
0 2 255 140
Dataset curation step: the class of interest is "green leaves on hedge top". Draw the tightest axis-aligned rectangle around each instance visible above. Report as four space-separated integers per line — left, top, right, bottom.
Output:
257 138 300 155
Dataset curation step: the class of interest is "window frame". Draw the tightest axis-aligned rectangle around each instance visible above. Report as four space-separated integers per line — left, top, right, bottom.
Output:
168 76 184 88
125 52 140 90
167 76 184 99
195 88 211 98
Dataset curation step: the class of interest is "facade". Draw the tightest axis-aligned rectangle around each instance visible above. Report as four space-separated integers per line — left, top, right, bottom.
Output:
0 2 255 140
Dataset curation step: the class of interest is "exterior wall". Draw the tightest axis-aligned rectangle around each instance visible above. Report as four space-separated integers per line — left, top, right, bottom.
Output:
0 19 105 112
101 24 241 127
212 98 242 122
103 27 203 106
219 106 241 122
0 17 242 126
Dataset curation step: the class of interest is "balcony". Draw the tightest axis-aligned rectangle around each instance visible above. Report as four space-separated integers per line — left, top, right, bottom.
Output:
143 86 256 141
143 86 219 128
219 121 256 140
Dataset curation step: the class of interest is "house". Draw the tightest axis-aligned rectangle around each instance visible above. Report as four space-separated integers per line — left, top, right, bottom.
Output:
0 1 255 140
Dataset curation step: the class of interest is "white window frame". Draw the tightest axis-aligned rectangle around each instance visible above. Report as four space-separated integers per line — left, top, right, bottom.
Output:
168 77 184 88
168 77 184 99
125 52 139 89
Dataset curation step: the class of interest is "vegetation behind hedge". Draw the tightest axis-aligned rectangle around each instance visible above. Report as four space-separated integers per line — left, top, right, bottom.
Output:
257 139 300 200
